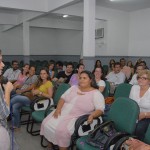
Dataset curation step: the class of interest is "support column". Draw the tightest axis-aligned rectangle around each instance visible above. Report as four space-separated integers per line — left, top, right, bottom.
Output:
23 21 30 64
83 0 95 71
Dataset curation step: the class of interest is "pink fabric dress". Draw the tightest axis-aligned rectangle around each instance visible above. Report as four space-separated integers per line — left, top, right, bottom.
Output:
40 85 105 147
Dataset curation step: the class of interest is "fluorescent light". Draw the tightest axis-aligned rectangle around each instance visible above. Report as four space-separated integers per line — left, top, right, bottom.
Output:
63 15 69 18
110 0 115 1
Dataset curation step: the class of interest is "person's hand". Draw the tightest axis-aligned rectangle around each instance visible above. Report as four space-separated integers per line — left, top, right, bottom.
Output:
87 115 94 124
16 89 22 94
139 112 146 121
53 109 61 118
3 82 13 93
32 89 39 95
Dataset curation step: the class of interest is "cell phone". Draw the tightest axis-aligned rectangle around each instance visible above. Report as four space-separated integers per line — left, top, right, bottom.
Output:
82 124 91 132
37 103 44 109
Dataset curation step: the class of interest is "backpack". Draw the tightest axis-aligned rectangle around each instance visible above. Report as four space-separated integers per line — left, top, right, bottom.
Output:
86 121 118 150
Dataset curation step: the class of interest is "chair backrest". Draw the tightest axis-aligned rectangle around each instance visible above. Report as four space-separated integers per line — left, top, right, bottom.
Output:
103 65 109 76
102 80 110 98
114 83 132 100
144 124 150 144
53 83 70 105
107 97 139 134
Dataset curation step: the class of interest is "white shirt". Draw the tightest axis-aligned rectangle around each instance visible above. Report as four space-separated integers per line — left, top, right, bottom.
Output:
129 85 150 112
97 80 106 88
129 74 138 85
3 68 21 81
106 71 125 85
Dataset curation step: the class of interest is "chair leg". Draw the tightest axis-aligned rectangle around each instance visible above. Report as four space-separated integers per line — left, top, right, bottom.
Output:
30 120 40 136
41 136 48 148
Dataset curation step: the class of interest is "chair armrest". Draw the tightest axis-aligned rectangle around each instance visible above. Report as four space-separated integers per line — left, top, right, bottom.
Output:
104 132 130 149
113 135 137 150
30 96 51 111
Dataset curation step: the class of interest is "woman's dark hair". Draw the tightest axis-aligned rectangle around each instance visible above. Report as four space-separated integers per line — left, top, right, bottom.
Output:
80 70 98 89
21 63 29 75
49 62 55 71
94 60 102 68
36 67 51 87
75 63 85 73
109 59 115 68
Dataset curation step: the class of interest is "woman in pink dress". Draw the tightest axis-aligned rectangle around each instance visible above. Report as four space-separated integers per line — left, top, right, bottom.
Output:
40 70 105 150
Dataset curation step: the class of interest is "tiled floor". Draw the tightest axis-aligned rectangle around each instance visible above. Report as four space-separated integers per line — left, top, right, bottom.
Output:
8 119 46 150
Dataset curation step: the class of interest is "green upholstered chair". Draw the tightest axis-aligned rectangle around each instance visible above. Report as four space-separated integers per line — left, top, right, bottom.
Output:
114 83 132 100
102 80 110 98
28 83 70 136
102 65 109 76
76 97 140 150
113 123 150 150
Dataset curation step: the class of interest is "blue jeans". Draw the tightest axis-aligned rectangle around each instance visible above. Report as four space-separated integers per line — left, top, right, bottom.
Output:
10 95 31 127
135 118 150 141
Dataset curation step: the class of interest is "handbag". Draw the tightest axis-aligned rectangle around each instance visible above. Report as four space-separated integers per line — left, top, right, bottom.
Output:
22 91 35 100
86 121 117 149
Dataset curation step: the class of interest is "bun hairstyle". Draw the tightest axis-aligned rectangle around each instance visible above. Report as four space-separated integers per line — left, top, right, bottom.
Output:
80 70 98 89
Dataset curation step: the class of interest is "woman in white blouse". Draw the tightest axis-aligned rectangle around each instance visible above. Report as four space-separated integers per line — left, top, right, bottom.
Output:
129 69 150 140
93 67 106 93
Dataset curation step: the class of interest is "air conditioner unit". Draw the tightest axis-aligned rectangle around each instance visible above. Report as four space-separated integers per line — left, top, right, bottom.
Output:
95 28 104 39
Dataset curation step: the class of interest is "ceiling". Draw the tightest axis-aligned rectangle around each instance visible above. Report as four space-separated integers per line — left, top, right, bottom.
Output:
96 0 150 12
0 0 150 31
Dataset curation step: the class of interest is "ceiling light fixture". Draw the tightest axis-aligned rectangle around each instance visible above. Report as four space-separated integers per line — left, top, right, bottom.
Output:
63 14 69 18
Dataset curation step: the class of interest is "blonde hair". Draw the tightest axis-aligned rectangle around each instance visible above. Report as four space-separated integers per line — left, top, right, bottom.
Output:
138 69 150 80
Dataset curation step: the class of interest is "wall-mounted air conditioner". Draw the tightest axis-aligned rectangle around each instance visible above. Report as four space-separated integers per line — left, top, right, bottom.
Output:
95 28 104 39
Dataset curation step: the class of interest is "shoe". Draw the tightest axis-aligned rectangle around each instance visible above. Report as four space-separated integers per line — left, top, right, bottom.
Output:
10 126 20 132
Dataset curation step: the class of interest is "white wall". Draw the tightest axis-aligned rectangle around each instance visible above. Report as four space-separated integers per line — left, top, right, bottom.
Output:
30 27 82 55
128 8 150 56
55 2 130 56
0 26 23 55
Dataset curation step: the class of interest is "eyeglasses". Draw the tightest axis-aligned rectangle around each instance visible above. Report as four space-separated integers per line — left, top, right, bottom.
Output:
137 76 148 80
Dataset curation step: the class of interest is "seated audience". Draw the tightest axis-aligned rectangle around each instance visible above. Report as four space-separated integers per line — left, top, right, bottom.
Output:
48 62 55 79
129 65 145 85
10 66 38 129
93 67 106 93
53 62 74 84
94 60 102 69
11 67 53 130
139 60 149 69
120 58 131 80
106 62 125 94
55 61 64 73
79 58 84 65
0 50 13 150
40 70 105 150
129 69 150 140
3 60 21 83
13 63 29 90
108 59 115 73
69 63 85 86
127 60 134 76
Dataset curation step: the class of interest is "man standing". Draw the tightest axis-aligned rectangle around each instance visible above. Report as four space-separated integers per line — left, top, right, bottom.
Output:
3 60 21 83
